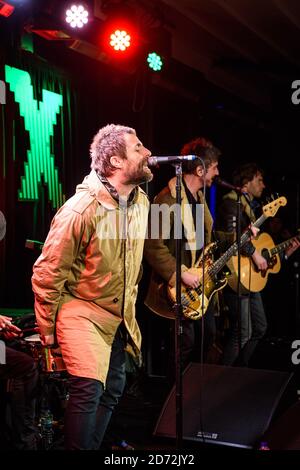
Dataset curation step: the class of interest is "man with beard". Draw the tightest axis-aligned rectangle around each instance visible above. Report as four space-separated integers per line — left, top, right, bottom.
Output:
32 124 152 449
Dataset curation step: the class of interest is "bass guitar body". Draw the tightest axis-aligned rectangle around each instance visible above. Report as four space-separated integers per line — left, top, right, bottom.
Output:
167 265 227 320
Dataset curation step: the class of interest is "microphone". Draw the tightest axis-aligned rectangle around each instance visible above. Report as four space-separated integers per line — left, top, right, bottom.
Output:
147 155 197 166
214 176 243 193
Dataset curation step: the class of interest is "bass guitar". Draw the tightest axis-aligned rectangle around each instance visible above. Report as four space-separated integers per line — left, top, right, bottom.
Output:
167 197 287 320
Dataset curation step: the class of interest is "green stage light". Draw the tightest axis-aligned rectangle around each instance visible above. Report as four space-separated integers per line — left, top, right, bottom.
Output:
147 52 163 71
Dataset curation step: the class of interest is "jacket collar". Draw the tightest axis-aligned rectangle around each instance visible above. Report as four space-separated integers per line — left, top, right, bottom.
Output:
168 176 204 203
77 170 140 210
167 176 214 267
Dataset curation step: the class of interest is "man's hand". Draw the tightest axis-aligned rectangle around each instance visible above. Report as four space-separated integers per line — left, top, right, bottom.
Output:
252 249 268 270
0 315 22 339
0 315 13 330
40 333 56 348
249 224 260 239
181 271 200 289
285 237 300 259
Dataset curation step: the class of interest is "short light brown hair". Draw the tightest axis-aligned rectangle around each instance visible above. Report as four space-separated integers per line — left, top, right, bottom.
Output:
90 124 136 177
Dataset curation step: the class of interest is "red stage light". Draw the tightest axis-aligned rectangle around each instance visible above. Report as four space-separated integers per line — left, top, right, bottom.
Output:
0 1 15 17
109 29 131 51
101 16 139 60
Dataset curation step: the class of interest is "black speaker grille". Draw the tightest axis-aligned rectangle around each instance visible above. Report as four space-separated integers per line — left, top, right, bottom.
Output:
154 363 293 448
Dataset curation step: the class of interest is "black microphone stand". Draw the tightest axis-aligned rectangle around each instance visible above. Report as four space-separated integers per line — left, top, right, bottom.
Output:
236 191 242 357
174 162 184 448
215 178 244 357
235 191 242 357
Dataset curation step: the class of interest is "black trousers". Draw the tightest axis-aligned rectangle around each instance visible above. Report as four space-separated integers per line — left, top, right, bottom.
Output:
64 327 126 450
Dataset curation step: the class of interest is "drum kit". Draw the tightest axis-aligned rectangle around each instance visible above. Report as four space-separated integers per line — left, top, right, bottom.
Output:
1 312 68 449
20 322 68 450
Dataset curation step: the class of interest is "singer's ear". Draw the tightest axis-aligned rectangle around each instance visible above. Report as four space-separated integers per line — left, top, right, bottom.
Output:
110 155 124 169
195 165 204 177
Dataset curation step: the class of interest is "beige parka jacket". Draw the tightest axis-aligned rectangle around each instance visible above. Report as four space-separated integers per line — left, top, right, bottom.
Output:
32 170 149 383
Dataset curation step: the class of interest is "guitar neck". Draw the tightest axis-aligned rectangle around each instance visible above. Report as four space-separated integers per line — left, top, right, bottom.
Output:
270 235 300 256
209 213 268 277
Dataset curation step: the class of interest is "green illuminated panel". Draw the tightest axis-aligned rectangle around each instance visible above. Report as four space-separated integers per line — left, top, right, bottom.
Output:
5 65 65 209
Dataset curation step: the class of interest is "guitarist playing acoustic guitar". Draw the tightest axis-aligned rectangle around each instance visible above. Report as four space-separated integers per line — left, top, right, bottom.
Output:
216 162 270 367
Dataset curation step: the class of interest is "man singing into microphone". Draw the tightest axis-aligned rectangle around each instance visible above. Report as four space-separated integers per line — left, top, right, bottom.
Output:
32 124 152 450
144 136 233 381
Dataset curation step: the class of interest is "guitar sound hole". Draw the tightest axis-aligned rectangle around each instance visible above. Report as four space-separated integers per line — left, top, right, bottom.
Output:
261 248 270 263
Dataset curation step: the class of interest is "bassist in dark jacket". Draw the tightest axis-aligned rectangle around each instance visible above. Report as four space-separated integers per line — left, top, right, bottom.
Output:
144 137 232 380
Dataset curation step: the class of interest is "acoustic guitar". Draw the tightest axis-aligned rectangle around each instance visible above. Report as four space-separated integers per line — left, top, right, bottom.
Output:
227 230 299 293
166 197 287 320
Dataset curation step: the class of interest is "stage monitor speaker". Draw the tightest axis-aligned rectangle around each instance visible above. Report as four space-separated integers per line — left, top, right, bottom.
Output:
154 363 293 448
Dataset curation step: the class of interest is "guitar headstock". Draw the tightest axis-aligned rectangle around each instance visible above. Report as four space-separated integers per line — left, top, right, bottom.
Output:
262 196 287 218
